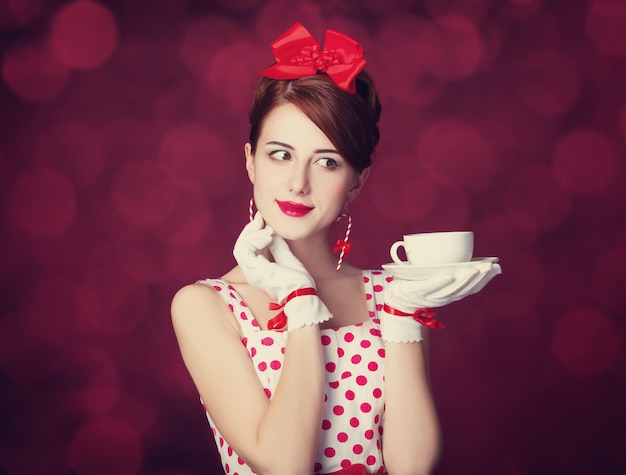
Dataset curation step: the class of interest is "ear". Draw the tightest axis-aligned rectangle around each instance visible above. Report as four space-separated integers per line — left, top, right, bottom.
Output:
346 167 370 203
244 143 255 184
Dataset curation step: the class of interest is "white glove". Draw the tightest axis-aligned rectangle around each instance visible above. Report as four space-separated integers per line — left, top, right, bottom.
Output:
381 262 502 343
233 213 332 331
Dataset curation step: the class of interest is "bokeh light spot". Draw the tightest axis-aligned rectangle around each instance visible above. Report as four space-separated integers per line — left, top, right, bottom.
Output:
35 123 105 188
551 128 618 195
6 0 44 25
515 54 582 116
77 265 149 334
50 0 118 69
551 307 620 376
504 164 572 232
158 123 231 192
68 417 143 475
180 16 246 77
8 168 77 237
371 16 444 107
154 188 211 248
415 15 485 81
416 118 497 192
1 41 70 102
368 155 437 224
59 346 120 418
111 160 179 227
585 0 626 56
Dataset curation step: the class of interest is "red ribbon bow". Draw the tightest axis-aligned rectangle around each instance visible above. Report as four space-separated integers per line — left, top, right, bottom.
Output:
383 304 446 330
267 287 317 331
322 463 371 474
258 22 366 93
333 238 354 257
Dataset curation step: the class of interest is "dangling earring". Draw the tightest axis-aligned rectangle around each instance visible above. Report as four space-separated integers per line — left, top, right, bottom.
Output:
249 197 255 222
333 206 353 271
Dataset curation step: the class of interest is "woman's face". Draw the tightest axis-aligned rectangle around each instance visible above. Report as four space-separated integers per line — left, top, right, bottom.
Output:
245 102 368 242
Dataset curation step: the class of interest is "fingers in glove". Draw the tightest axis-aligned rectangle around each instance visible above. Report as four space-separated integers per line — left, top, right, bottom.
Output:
395 274 456 296
269 235 311 275
426 268 479 303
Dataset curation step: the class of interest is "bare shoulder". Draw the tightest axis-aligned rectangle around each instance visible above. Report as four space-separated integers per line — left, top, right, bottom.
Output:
170 281 239 336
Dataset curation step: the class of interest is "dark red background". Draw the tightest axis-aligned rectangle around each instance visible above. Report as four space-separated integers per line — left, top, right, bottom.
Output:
1 0 625 474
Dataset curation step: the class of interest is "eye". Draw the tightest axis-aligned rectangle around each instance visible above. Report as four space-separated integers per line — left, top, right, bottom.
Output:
269 150 291 161
316 157 340 169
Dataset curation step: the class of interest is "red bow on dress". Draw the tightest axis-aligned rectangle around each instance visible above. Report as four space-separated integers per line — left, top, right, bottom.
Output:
258 22 366 93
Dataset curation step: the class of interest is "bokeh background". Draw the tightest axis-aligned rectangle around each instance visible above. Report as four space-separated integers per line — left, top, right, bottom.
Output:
1 0 625 474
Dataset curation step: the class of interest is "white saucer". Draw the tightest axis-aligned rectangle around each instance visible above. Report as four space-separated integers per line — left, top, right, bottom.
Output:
382 257 499 281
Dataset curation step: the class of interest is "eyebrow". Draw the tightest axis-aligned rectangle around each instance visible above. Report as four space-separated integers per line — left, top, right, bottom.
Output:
266 141 340 155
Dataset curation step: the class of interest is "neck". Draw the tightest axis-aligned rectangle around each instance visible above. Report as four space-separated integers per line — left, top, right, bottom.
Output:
285 231 346 281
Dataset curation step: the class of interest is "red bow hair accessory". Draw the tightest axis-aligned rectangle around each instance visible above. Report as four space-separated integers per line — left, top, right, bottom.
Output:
258 22 367 94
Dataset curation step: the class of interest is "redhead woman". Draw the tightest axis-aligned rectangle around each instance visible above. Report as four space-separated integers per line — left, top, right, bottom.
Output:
171 23 501 475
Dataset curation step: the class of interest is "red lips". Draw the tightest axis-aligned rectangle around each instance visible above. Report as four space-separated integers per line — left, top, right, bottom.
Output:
276 200 314 217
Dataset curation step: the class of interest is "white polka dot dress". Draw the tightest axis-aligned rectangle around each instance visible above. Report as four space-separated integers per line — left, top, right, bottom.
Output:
199 270 390 475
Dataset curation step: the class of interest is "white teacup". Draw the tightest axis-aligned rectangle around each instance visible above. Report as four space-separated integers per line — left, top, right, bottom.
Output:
390 231 474 266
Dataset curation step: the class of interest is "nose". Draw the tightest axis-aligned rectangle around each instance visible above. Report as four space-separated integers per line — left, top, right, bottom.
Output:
288 162 310 195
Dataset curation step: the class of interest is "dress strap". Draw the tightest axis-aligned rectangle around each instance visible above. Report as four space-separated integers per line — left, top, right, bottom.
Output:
195 278 261 334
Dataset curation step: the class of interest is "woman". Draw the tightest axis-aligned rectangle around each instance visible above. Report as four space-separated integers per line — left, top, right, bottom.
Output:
171 23 500 475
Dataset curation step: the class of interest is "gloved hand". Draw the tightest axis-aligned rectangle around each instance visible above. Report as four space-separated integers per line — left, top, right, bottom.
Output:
381 262 502 342
233 213 332 331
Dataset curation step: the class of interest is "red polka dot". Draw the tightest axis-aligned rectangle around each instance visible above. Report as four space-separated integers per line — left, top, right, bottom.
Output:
361 402 372 413
378 348 385 358
257 362 267 372
353 444 364 454
324 447 336 457
264 388 271 398
341 371 352 379
364 429 374 440
363 276 370 283
367 455 377 465
373 388 382 399
338 347 345 357
240 312 248 320
350 417 360 427
250 347 256 357
341 459 351 468
261 337 274 346
368 361 379 371
269 360 281 370
365 293 373 300
326 362 336 372
322 419 332 430
321 335 331 345
337 432 348 442
351 355 362 364
227 446 233 456
373 284 383 293
238 456 244 465
333 405 345 416
314 463 323 472
329 381 339 389
356 375 368 386
345 390 355 400
361 339 371 348
344 332 355 342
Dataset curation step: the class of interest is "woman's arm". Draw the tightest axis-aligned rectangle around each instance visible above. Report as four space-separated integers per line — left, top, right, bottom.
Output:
171 283 325 475
382 331 442 475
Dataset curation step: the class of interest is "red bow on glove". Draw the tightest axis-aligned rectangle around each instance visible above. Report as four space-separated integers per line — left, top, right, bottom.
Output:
267 287 318 331
382 304 446 330
258 22 366 93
